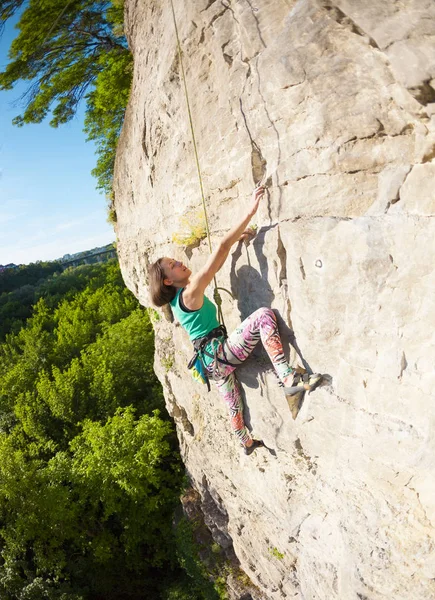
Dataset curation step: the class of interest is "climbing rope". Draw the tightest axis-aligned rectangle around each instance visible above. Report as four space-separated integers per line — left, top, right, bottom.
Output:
41 0 76 47
169 0 232 326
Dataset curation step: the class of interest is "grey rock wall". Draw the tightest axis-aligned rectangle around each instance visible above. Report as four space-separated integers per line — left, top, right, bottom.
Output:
114 1 435 598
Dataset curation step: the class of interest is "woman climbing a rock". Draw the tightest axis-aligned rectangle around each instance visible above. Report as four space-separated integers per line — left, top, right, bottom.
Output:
149 185 322 455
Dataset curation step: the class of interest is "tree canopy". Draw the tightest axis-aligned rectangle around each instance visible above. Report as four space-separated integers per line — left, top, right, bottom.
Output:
0 0 133 193
0 260 123 341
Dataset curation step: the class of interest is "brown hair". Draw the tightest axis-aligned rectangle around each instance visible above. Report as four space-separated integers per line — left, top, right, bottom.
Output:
149 258 177 307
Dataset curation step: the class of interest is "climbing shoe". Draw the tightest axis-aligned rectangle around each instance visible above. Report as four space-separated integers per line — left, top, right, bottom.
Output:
286 389 305 420
285 371 323 420
284 372 323 396
244 439 265 456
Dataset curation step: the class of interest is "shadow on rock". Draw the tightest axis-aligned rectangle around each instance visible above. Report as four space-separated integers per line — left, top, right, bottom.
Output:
230 233 275 321
227 228 329 437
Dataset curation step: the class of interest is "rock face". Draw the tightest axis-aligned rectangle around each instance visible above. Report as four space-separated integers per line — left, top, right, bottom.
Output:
114 1 435 598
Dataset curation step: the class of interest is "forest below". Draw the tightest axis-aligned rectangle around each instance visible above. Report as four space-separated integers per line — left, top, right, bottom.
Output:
0 261 226 600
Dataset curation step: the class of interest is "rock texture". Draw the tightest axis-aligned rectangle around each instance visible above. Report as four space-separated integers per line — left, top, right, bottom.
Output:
114 1 435 598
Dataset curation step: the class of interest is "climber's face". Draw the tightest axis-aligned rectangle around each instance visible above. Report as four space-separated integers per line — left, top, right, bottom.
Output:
161 257 191 287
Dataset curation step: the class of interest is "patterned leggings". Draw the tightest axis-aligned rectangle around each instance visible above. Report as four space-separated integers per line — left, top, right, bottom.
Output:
206 307 293 446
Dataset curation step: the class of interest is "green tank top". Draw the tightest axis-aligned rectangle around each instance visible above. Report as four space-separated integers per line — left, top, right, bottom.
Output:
170 288 220 342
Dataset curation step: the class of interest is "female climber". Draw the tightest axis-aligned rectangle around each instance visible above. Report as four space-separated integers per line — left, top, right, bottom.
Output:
149 185 322 455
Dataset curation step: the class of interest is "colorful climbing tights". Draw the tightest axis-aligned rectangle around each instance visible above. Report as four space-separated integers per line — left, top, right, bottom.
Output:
206 307 293 446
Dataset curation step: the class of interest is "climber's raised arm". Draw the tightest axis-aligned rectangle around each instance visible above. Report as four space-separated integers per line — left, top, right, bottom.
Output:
219 185 265 250
184 186 265 306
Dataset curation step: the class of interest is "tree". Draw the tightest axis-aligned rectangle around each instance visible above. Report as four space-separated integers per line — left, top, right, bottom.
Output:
0 409 183 599
84 46 133 192
0 261 187 598
0 262 150 445
0 261 61 295
0 0 132 193
0 261 125 342
0 0 126 127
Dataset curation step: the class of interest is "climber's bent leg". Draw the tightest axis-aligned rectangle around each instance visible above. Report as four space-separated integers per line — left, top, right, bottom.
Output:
221 307 294 385
214 371 252 447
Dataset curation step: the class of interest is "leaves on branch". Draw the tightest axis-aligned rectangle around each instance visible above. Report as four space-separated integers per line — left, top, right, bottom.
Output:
0 0 133 193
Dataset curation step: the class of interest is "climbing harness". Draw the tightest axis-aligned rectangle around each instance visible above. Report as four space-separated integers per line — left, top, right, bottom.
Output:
187 324 231 391
169 0 233 326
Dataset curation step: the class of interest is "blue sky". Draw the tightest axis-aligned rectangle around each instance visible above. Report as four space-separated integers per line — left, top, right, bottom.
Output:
0 16 115 266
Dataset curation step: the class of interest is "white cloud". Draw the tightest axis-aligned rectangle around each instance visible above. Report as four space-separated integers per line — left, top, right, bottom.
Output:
0 197 32 229
0 211 24 225
0 206 114 260
54 210 103 232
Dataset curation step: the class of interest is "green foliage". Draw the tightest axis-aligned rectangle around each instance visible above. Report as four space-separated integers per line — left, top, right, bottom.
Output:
172 208 207 247
0 1 126 127
84 47 133 193
148 307 161 324
0 0 132 193
0 261 61 294
34 308 164 435
172 517 220 600
0 262 232 598
0 264 162 444
0 409 183 599
269 547 285 560
161 352 175 372
0 260 122 341
69 407 181 565
107 205 117 223
0 261 191 598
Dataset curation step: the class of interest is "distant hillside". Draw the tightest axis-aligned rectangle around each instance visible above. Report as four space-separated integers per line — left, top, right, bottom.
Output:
60 242 116 266
0 243 116 274
0 244 117 340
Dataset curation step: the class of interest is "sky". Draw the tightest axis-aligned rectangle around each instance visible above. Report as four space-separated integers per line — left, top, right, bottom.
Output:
0 15 115 266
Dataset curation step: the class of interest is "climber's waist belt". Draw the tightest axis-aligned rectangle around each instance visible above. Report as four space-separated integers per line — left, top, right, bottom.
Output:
187 325 227 369
187 325 232 390
191 325 227 354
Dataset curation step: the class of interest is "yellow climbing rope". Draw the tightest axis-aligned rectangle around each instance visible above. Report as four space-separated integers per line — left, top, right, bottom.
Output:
169 0 232 326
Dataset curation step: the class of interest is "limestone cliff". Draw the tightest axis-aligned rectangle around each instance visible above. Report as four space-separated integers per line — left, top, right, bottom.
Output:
114 1 435 598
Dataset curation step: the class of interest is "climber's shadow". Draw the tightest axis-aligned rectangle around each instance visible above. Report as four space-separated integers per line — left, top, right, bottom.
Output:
228 226 332 426
229 227 275 321
228 230 279 437
229 235 274 397
229 226 315 383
